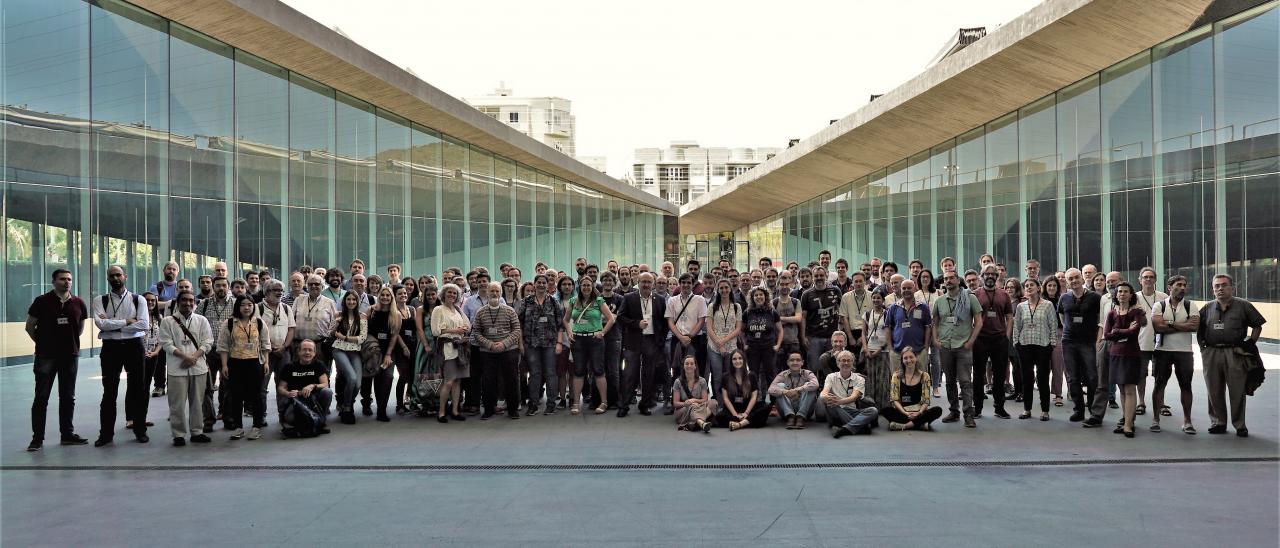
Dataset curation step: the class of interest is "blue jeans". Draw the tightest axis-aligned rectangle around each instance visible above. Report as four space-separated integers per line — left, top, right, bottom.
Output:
332 349 362 411
706 346 731 400
805 336 831 372
774 390 817 419
525 345 558 406
826 404 879 433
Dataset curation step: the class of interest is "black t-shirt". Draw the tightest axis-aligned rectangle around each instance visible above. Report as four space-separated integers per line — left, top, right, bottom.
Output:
742 307 781 349
601 293 624 341
281 360 325 391
800 286 842 338
1059 291 1102 343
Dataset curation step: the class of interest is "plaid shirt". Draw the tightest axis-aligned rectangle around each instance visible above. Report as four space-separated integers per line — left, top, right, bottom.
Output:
517 294 563 348
1013 299 1057 347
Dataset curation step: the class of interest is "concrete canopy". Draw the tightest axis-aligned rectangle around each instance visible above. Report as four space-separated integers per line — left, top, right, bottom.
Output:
677 0 1222 234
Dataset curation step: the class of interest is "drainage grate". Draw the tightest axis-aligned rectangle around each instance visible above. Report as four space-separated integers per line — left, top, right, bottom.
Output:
3 456 1275 472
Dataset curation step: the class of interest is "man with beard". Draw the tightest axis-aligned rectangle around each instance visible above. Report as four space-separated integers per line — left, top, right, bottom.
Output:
972 265 1013 420
154 261 180 309
93 266 152 445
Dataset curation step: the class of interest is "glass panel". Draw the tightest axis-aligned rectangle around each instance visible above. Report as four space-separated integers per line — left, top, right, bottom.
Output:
468 145 493 271
1058 76 1104 269
287 74 333 267
908 151 931 263
930 142 957 266
409 124 440 275
169 25 232 202
1021 96 1058 273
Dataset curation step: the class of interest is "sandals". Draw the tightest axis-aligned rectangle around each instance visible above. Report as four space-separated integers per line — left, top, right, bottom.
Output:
1135 404 1147 416
594 403 608 415
729 421 743 431
1054 397 1064 407
1160 405 1172 417
570 405 581 416
1150 423 1162 433
1183 424 1197 435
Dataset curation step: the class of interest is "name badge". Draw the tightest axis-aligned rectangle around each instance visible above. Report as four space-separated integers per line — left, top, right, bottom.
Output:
403 329 413 337
240 341 255 351
900 321 911 329
1212 322 1225 330
1072 316 1083 324
377 333 387 340
487 328 500 336
946 317 958 325
986 311 997 318
57 317 70 325
538 317 548 323
576 319 587 325
754 332 762 339
912 309 922 320
734 396 744 404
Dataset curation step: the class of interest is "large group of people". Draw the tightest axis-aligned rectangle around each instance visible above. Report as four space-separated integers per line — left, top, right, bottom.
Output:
22 249 1267 451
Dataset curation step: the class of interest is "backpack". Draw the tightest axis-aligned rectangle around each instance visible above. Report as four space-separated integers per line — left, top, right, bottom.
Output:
1154 298 1192 348
282 397 326 438
101 292 145 319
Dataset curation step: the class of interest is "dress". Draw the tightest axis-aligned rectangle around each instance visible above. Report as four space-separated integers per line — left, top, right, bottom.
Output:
1106 307 1146 386
672 377 719 429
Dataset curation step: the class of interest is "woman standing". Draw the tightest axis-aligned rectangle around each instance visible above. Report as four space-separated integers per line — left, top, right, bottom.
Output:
330 291 367 424
501 278 519 306
392 286 417 416
741 287 782 397
1090 272 1107 294
217 296 271 440
564 276 616 415
860 292 891 409
716 349 768 430
1105 282 1146 438
365 286 400 422
1042 276 1066 407
411 284 439 415
402 276 419 309
706 279 742 399
520 274 563 416
1013 278 1055 420
143 292 166 399
881 347 943 431
673 355 718 433
431 284 471 423
552 275 576 409
914 269 942 398
1004 277 1024 402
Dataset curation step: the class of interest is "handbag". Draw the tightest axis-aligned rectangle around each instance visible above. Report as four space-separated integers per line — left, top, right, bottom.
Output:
282 396 325 438
414 339 444 413
361 336 382 377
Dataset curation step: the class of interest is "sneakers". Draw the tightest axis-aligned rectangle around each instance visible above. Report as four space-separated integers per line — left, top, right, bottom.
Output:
526 404 540 417
830 426 846 438
1069 411 1085 422
151 387 165 397
993 408 1011 419
888 422 907 431
941 411 960 423
1149 422 1162 433
27 440 41 452
94 437 113 447
229 429 245 440
247 427 262 440
190 434 212 443
60 434 89 446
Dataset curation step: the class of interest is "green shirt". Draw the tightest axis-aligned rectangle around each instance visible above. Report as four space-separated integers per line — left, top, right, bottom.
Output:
568 296 605 333
932 290 982 349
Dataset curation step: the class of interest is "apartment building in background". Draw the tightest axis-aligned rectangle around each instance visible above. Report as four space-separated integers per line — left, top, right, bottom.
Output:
631 142 780 205
466 84 577 158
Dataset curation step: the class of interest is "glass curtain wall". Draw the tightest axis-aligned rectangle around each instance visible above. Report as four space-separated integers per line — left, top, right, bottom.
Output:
1 0 666 363
775 1 1277 303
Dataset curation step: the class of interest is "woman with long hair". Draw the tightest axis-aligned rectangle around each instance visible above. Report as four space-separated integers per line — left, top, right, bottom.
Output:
673 355 717 433
392 285 418 416
364 286 400 422
707 279 742 399
914 269 943 398
501 277 519 305
717 349 768 430
1105 282 1146 438
142 291 166 400
552 275 576 408
401 276 419 308
741 287 782 398
861 292 891 409
1041 276 1066 407
217 295 271 439
431 283 471 423
1004 277 1024 402
563 276 615 415
882 347 943 431
330 291 367 424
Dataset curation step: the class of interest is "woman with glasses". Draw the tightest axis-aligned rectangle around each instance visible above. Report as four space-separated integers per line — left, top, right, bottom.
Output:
563 276 616 415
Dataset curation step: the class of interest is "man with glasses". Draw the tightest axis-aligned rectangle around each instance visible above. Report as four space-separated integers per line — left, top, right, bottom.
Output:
293 274 337 414
1196 274 1265 437
1133 267 1167 420
256 279 295 426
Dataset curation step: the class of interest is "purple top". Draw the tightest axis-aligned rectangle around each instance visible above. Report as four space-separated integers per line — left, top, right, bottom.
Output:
1104 307 1146 357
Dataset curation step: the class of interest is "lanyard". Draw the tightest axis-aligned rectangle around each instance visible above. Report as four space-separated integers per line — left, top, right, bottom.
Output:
108 291 130 318
237 320 255 347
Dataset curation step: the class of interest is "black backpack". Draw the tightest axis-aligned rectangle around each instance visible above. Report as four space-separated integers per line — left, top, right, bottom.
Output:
282 397 326 438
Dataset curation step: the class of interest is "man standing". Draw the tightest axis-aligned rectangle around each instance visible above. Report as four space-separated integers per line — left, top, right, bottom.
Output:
1024 259 1041 283
1150 275 1198 434
322 269 345 308
884 280 932 376
471 282 523 420
256 279 295 426
154 261 180 309
616 272 667 417
93 265 152 445
1089 270 1124 424
196 277 235 431
972 264 1013 419
832 259 853 294
386 263 402 285
933 269 983 427
25 269 90 451
838 271 871 363
1196 274 1265 437
158 291 214 446
1134 267 1167 417
598 272 625 411
1059 268 1101 423
666 273 709 389
799 266 843 371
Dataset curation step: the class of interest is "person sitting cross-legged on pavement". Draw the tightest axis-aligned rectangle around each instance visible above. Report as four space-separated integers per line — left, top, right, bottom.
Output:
276 340 333 438
881 347 943 431
821 350 879 438
768 352 819 429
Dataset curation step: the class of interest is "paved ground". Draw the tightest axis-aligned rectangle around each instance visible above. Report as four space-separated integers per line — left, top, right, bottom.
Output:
2 356 1277 546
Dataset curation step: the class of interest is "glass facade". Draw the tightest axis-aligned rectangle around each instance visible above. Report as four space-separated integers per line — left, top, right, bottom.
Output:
772 2 1278 303
1 0 666 361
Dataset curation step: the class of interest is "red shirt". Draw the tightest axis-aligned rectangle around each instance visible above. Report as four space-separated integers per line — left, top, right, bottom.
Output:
974 287 1013 339
27 291 88 357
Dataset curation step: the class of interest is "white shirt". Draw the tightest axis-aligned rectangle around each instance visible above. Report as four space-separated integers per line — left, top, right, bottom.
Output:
666 294 708 337
256 300 296 349
838 290 871 331
94 290 150 340
1153 297 1195 352
1135 289 1167 352
158 312 214 376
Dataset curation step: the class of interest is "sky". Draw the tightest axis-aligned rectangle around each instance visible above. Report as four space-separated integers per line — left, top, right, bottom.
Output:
282 0 1040 179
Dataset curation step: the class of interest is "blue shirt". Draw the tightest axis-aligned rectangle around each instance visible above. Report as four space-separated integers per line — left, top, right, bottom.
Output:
463 294 506 323
885 301 931 354
154 280 178 301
